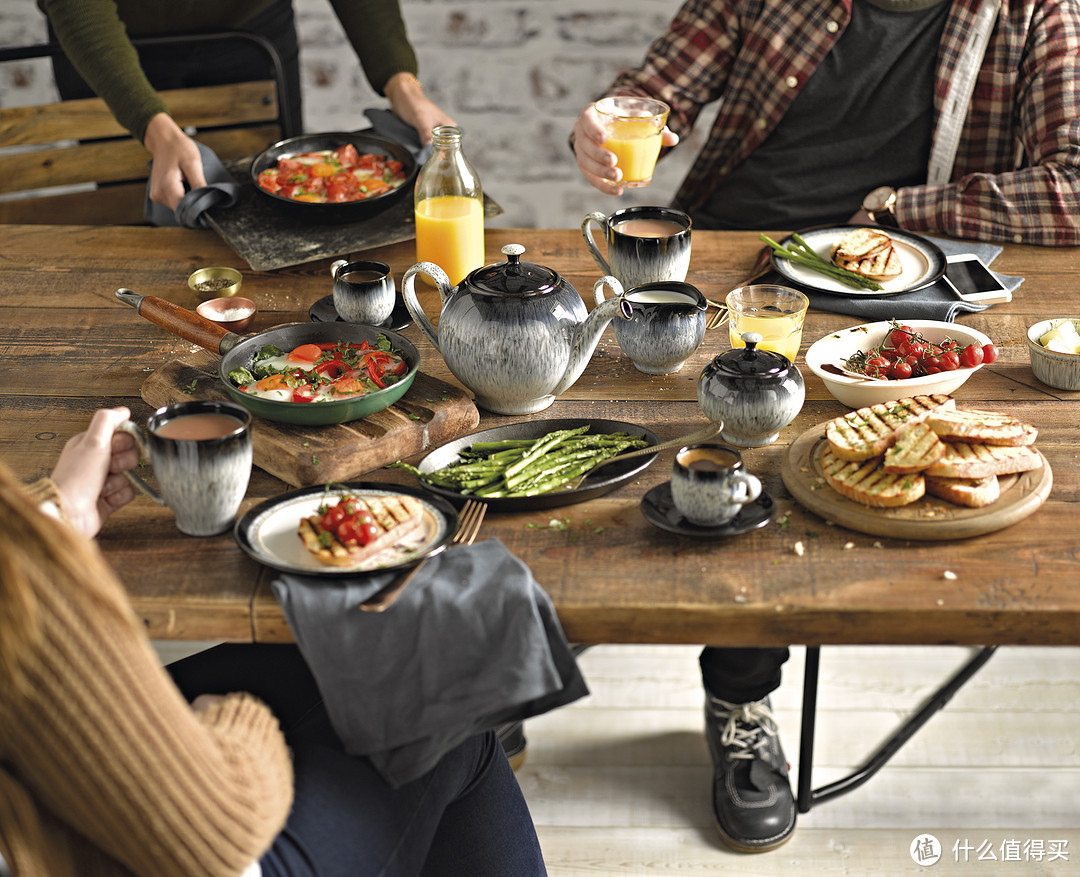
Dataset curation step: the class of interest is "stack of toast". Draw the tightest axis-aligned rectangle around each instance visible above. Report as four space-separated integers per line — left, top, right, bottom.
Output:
830 227 903 282
821 394 1041 508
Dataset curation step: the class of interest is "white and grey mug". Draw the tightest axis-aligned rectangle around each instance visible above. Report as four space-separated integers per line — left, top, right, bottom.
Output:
581 205 692 290
670 443 761 527
118 400 253 537
331 259 395 325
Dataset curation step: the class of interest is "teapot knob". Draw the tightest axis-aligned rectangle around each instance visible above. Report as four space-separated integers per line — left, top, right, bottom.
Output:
741 331 763 348
501 243 526 263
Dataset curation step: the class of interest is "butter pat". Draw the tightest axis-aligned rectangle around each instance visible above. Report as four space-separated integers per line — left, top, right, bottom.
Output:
1039 320 1080 355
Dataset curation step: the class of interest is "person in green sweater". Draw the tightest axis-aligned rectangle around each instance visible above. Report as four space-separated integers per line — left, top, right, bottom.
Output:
38 0 456 211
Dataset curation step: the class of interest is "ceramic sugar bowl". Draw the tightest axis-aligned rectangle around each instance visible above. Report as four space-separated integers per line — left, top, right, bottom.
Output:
697 332 805 446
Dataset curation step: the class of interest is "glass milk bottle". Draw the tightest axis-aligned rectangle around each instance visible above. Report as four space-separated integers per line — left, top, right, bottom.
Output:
414 126 485 285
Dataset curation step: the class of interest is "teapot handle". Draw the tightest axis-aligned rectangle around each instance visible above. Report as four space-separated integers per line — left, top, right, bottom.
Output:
401 262 452 349
581 212 613 276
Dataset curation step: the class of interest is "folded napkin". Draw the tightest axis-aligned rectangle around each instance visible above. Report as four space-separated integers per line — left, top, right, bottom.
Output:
144 141 240 229
271 537 588 788
363 108 433 165
788 237 1023 323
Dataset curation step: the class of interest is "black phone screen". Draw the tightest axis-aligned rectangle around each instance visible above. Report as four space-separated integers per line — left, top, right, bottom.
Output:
944 258 1006 295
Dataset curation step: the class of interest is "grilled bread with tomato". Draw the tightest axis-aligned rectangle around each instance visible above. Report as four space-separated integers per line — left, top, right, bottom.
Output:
298 493 425 568
882 421 946 473
821 448 925 508
825 394 954 462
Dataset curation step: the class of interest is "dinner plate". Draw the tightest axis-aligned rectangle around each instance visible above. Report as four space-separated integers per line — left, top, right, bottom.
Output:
234 482 458 576
640 482 775 538
781 423 1053 540
415 418 661 512
309 294 413 331
771 225 947 296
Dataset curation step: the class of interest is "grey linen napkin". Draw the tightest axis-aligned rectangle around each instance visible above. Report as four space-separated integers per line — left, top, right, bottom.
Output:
271 537 588 788
785 237 1023 323
363 108 433 165
144 141 240 228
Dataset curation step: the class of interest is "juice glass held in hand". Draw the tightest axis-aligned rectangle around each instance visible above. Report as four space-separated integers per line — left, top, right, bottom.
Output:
725 285 809 364
414 126 485 286
595 96 669 187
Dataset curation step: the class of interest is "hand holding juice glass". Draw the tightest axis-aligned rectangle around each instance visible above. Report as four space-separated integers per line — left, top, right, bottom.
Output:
595 96 669 187
725 285 809 364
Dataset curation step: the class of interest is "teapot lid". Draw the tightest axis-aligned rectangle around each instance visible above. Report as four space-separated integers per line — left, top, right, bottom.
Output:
466 244 562 298
713 332 792 376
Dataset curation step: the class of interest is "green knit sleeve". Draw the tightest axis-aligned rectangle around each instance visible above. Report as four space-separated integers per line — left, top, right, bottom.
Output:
37 0 169 142
327 0 419 95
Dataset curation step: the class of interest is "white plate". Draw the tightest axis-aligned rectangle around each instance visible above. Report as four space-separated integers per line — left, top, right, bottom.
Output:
772 225 947 296
235 483 457 576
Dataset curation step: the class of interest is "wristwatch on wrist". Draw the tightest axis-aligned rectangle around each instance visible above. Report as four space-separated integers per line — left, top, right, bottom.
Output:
862 185 898 227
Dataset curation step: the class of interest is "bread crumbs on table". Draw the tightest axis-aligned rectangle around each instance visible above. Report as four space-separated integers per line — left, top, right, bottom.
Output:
843 541 855 549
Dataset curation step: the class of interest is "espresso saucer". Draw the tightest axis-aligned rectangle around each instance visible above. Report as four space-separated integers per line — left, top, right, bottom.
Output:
640 482 775 538
309 294 413 331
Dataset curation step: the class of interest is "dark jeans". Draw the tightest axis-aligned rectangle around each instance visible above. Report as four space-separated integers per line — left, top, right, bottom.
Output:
699 646 790 703
167 644 547 877
48 0 303 137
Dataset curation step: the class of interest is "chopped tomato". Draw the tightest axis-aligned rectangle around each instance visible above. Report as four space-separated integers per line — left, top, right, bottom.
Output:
332 378 368 396
288 343 323 363
333 144 360 167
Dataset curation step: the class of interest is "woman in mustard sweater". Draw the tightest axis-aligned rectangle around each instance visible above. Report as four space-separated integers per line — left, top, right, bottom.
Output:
38 0 456 212
0 408 547 877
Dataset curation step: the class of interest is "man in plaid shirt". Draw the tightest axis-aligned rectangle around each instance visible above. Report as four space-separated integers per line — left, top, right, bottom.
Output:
572 0 1078 854
574 0 1079 248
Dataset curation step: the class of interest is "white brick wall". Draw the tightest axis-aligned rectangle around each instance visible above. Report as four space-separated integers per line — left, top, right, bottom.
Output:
3 0 713 229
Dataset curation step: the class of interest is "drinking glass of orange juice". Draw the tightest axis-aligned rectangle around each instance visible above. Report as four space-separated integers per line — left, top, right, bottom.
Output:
595 96 670 187
725 285 809 364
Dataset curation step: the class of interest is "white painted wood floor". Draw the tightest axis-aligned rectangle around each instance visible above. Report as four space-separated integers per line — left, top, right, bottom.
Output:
148 641 1079 876
516 644 1080 877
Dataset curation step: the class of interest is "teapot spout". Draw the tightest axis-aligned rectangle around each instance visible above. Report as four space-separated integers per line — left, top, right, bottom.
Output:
553 294 628 396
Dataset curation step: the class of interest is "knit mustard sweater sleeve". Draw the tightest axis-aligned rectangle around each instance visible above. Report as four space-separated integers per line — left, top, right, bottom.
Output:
0 545 293 876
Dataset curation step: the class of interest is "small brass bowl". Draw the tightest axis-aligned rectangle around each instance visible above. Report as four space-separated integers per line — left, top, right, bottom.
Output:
189 266 243 301
196 296 257 333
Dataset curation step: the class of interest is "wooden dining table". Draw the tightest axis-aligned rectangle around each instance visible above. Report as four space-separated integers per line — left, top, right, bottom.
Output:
3 221 1078 651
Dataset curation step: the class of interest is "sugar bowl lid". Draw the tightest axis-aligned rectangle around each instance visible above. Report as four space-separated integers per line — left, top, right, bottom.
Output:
712 332 793 376
466 244 564 298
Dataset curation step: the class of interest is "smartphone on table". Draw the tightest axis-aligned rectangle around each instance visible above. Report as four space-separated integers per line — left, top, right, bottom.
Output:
943 254 1012 303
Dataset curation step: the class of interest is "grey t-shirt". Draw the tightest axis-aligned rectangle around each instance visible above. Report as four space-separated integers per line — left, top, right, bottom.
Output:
692 0 949 230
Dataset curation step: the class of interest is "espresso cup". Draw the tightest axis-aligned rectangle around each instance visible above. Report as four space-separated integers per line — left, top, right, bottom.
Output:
670 443 761 527
118 400 253 537
581 205 691 290
594 276 708 374
331 259 395 325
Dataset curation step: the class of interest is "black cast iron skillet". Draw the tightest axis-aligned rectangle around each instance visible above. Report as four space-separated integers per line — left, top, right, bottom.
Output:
249 131 418 221
115 289 419 426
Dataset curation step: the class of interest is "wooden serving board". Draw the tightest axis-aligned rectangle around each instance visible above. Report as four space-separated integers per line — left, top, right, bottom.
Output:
781 422 1053 541
141 349 479 487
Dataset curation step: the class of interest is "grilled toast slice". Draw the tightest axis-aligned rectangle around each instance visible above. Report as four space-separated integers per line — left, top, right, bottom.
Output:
924 474 1001 508
882 421 946 473
831 228 892 262
298 494 426 568
838 246 903 281
924 443 1043 479
825 394 955 462
926 408 1038 446
821 447 925 507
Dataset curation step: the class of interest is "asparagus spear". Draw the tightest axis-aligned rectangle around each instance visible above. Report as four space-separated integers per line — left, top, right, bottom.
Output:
760 233 884 291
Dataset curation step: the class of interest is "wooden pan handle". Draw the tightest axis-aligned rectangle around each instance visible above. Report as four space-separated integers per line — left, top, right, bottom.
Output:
115 288 235 354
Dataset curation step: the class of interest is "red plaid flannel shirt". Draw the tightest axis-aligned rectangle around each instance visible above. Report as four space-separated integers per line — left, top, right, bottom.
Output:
608 0 1080 246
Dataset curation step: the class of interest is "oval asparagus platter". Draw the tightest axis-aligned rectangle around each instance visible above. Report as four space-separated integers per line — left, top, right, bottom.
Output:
406 418 660 512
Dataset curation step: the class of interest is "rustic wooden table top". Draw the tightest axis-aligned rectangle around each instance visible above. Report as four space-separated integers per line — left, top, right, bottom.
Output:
2 224 1077 647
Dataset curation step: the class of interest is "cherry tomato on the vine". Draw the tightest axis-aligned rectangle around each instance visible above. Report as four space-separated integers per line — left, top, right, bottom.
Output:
982 343 999 363
960 344 984 368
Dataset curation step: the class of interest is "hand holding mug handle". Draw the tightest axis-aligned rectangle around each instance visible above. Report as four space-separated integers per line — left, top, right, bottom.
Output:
115 421 167 506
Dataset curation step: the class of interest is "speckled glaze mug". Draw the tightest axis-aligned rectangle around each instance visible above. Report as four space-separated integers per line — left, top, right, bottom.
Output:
118 400 253 536
331 259 395 325
594 276 708 374
670 443 761 527
582 206 692 290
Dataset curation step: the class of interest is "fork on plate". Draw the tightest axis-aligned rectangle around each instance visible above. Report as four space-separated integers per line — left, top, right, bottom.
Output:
360 499 487 613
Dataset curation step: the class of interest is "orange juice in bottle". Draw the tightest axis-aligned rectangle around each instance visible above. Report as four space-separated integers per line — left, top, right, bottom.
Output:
415 127 485 285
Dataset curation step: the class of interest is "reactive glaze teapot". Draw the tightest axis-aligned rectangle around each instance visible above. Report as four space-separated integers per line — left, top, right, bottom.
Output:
402 244 631 414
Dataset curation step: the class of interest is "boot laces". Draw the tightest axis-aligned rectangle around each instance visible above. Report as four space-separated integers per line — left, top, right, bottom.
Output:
708 696 778 761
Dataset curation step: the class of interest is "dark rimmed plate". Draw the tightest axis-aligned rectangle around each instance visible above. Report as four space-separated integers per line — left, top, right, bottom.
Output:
771 225 947 296
415 418 661 512
309 294 412 331
640 482 775 538
235 482 458 576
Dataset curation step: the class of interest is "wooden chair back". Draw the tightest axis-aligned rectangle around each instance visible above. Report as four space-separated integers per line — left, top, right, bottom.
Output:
0 36 289 225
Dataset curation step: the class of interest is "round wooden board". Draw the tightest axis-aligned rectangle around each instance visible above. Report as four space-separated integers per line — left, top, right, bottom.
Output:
781 422 1053 541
